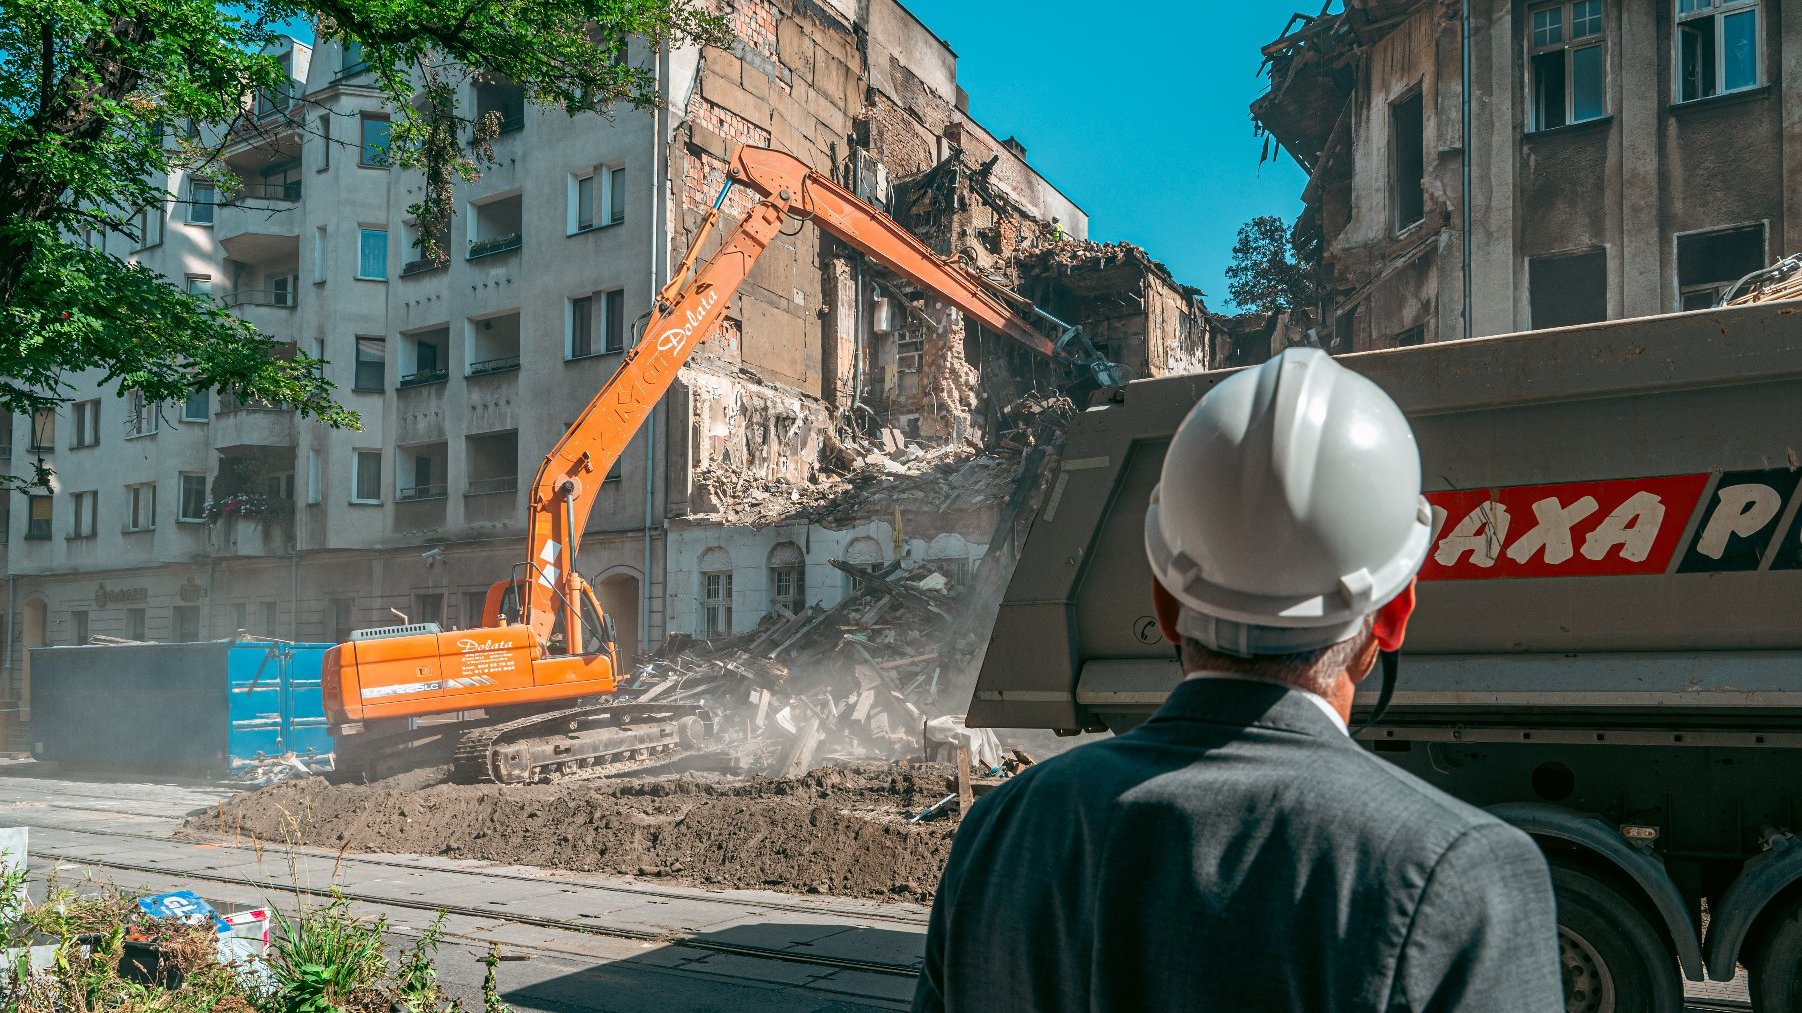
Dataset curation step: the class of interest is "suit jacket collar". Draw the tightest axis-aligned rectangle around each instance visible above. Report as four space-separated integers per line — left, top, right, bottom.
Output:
1145 674 1351 742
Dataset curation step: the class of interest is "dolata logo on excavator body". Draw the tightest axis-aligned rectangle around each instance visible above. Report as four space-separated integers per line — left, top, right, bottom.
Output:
1420 469 1802 580
456 638 510 653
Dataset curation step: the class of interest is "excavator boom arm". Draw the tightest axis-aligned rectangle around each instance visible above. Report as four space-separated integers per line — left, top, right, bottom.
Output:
519 145 1109 650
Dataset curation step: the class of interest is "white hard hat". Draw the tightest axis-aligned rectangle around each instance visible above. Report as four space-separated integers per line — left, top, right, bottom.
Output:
1144 347 1433 657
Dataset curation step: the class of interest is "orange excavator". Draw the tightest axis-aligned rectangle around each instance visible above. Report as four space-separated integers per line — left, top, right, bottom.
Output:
322 145 1121 783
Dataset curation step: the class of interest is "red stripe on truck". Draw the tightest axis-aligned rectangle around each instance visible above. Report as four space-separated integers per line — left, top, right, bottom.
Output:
1420 473 1711 581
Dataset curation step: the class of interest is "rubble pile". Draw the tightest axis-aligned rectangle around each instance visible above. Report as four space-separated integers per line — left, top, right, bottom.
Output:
622 555 1015 778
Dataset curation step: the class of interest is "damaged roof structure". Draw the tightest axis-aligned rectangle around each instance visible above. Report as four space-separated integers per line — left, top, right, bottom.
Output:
1251 0 1802 353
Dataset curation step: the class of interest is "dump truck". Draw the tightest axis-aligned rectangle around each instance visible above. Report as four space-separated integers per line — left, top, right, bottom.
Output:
970 300 1802 1012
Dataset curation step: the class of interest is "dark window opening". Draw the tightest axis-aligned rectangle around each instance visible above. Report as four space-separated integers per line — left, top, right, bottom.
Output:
1529 247 1609 328
1678 223 1767 309
1390 92 1425 232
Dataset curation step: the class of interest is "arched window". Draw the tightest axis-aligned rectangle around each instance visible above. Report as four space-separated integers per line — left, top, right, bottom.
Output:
843 536 884 595
927 533 971 584
699 546 733 636
767 542 806 616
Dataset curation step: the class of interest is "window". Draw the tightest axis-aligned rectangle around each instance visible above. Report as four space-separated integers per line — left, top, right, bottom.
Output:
769 542 806 616
414 594 445 627
232 602 248 634
314 227 328 283
29 408 55 452
266 471 295 503
360 114 391 167
1530 1 1606 130
127 608 146 641
1678 0 1760 102
186 275 211 297
701 570 733 636
134 202 164 251
69 490 97 538
603 289 627 353
353 450 383 503
358 228 388 279
844 536 885 594
187 181 216 224
332 598 356 642
463 591 489 629
1677 223 1767 309
1395 325 1427 348
25 495 52 540
72 611 89 645
182 390 210 422
569 295 596 358
316 115 331 171
125 482 156 531
307 449 322 504
1390 91 1425 232
261 601 278 636
72 399 100 448
125 389 158 437
179 473 208 522
572 173 597 233
607 167 625 225
354 337 386 390
1529 247 1609 328
173 606 200 642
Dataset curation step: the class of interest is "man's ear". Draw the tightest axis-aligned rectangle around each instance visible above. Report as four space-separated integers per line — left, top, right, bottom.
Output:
1372 579 1418 653
1151 578 1183 646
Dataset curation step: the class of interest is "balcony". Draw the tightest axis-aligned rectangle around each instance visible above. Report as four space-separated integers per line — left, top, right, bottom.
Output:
401 257 447 277
467 233 521 261
212 402 296 451
466 476 518 495
468 355 520 376
397 483 448 502
397 367 449 388
217 178 301 248
224 288 296 309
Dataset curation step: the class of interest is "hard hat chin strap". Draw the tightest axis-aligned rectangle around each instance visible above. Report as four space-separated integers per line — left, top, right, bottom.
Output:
1352 650 1399 738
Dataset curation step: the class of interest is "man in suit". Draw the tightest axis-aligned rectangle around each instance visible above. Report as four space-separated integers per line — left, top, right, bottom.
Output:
914 348 1563 1012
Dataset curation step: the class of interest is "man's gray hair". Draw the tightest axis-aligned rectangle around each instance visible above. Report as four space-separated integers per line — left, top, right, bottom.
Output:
1179 617 1376 699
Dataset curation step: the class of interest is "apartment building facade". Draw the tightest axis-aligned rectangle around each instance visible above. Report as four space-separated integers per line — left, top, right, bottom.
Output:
1252 0 1802 350
1 0 1132 716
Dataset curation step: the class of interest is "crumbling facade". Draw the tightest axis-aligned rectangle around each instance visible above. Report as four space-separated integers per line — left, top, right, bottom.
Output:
1254 0 1802 350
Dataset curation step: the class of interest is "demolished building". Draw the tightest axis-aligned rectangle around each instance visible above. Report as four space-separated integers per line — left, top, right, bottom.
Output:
1252 0 1802 352
655 0 1219 646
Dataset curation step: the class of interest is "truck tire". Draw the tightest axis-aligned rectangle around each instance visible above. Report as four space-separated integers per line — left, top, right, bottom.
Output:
1552 863 1683 1013
1746 892 1802 1012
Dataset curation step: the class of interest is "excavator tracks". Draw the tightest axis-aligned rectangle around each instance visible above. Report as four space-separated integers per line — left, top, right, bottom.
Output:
451 703 711 785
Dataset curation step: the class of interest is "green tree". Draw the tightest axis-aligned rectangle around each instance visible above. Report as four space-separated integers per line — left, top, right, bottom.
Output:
1224 214 1319 315
0 0 727 486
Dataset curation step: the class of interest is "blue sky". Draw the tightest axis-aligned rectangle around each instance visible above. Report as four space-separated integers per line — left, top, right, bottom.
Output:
903 1 1308 309
278 3 1306 308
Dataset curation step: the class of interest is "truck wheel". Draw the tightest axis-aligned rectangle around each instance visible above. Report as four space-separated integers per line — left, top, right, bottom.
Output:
1552 863 1683 1013
1746 893 1802 1012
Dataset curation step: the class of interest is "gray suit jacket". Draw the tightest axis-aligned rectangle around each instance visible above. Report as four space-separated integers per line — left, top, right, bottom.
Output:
914 677 1562 1012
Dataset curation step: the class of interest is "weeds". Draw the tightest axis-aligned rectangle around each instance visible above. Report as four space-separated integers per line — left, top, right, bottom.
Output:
1 879 480 1013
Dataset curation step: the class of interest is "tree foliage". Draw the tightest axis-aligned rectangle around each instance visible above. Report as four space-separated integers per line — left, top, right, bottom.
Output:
1224 213 1320 315
0 0 728 484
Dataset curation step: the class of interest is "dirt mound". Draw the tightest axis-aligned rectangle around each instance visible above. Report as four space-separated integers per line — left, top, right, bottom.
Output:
186 763 959 903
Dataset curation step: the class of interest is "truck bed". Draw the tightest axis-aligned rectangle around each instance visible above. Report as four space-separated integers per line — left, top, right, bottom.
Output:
970 302 1802 735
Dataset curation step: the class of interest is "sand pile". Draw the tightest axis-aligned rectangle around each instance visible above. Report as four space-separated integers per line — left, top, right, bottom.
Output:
186 762 959 903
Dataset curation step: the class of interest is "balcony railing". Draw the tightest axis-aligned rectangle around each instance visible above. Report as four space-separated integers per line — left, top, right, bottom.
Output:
466 476 518 495
400 257 446 277
225 289 296 308
397 367 449 389
227 181 302 202
467 233 522 260
467 356 520 377
397 483 448 502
